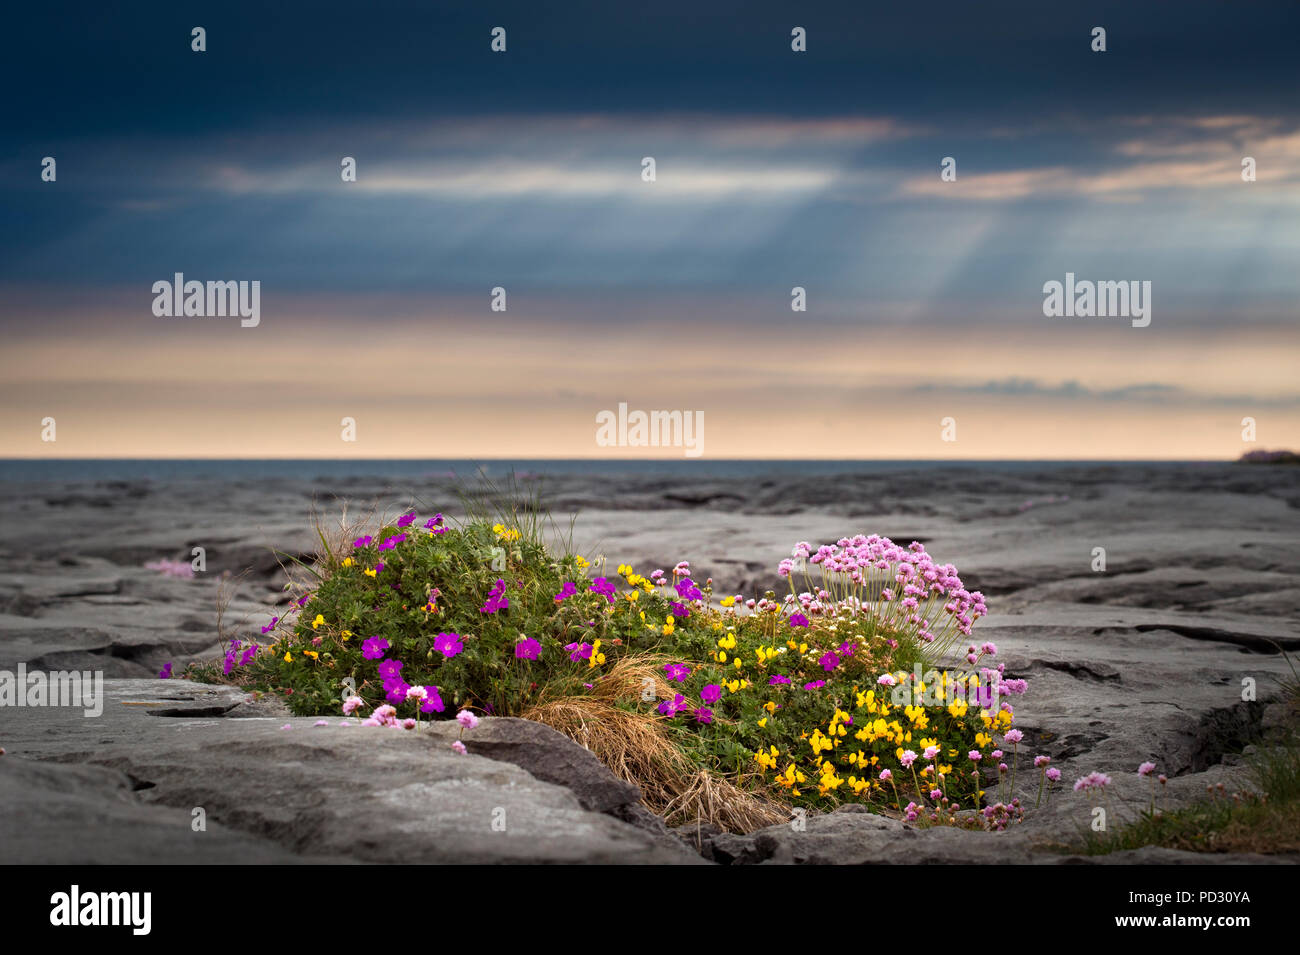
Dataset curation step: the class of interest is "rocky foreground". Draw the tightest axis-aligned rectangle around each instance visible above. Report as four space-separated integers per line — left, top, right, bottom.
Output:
2 462 1298 863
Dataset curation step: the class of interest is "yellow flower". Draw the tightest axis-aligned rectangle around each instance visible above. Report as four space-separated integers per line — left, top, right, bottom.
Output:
720 596 735 607
341 630 352 641
757 717 768 728
364 568 377 578
304 650 319 660
574 555 590 569
311 614 325 630
283 651 292 662
341 557 354 568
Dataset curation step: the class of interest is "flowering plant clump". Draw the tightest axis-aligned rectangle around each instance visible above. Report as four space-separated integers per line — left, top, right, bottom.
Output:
226 512 1025 825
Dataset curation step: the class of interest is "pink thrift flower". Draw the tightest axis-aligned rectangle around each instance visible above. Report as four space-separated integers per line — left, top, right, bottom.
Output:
1138 761 1157 777
456 709 479 730
313 720 328 727
402 718 417 730
1045 767 1061 782
451 740 467 755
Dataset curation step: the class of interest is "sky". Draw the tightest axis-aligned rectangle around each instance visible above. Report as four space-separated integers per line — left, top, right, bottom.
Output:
2 1 1298 459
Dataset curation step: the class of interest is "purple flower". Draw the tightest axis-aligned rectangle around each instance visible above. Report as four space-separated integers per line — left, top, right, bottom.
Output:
663 663 692 682
352 535 373 548
480 578 509 614
700 684 722 705
565 641 592 663
818 651 840 672
362 636 390 660
396 512 416 528
420 687 445 714
385 681 410 705
802 680 826 691
377 658 404 681
378 533 406 552
260 616 279 634
588 577 617 603
158 662 173 679
515 637 542 660
658 693 685 716
434 632 463 658
424 513 444 529
670 601 691 618
788 613 810 628
222 651 236 676
768 674 791 686
554 581 577 603
693 708 713 725
674 578 703 601
239 644 258 666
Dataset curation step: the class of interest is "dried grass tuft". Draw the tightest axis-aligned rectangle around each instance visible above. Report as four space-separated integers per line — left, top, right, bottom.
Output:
524 652 791 834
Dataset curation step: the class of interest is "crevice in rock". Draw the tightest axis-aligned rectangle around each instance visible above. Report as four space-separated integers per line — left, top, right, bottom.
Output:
1134 624 1299 654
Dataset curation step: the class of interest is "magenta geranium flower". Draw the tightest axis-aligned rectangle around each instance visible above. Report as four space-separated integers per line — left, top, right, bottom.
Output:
158 662 172 679
663 663 691 682
554 581 577 603
515 637 541 660
588 577 616 603
420 687 445 714
565 641 592 662
362 636 389 660
700 684 722 704
377 658 403 681
260 616 279 634
818 651 840 671
480 578 509 613
658 693 685 716
802 680 826 690
396 512 416 528
352 536 373 548
693 708 713 725
768 674 791 685
434 632 463 658
788 613 810 628
378 533 406 552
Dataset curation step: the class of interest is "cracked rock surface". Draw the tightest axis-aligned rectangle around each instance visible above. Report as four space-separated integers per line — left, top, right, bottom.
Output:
1 462 1297 863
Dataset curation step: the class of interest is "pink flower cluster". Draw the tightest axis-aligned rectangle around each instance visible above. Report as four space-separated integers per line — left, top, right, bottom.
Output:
778 535 987 655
